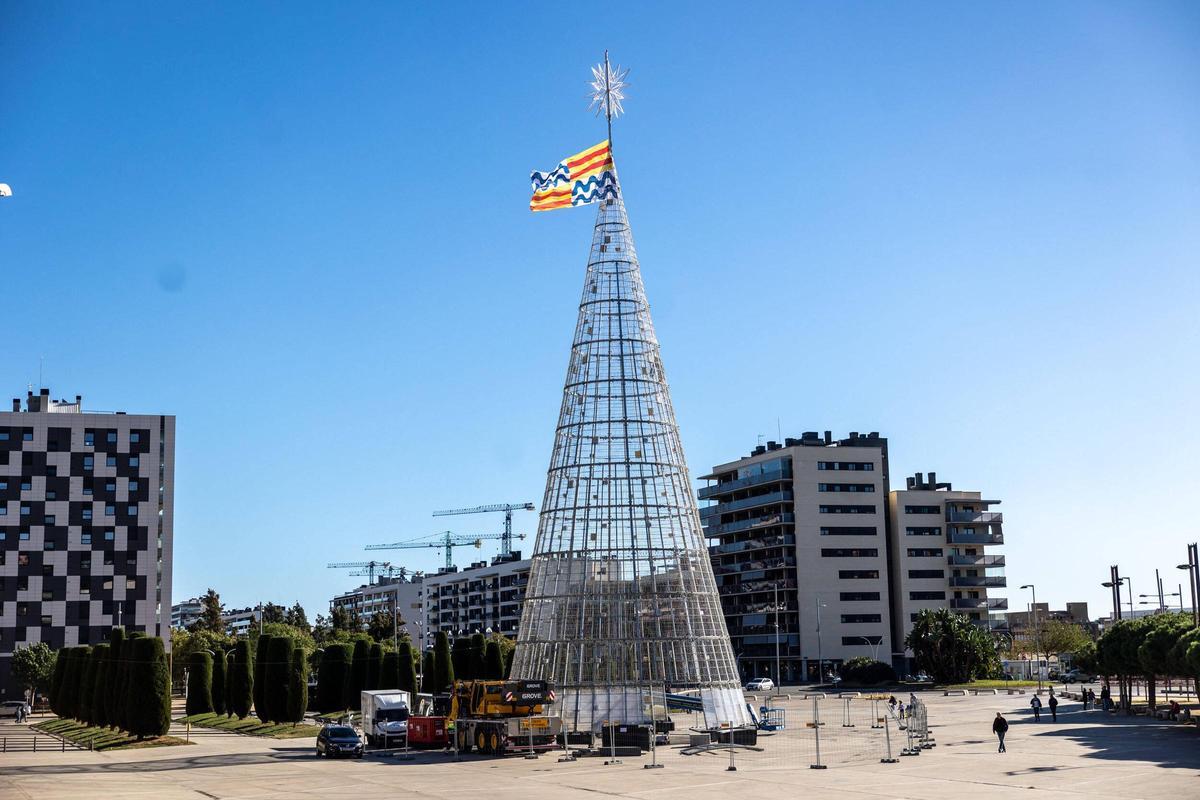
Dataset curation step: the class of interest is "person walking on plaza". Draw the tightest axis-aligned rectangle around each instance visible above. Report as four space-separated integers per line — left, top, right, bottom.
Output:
1030 695 1042 721
1100 685 1111 712
1048 691 1058 722
1087 688 1096 710
993 712 1009 753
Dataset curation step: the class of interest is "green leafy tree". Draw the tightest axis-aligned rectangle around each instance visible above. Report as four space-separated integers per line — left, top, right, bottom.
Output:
433 632 455 692
126 637 171 739
284 603 311 634
905 609 998 683
838 657 896 686
253 635 271 719
104 627 126 729
350 639 370 701
261 603 286 625
228 640 253 719
186 651 214 715
196 588 225 634
287 641 309 724
330 605 358 633
211 649 227 716
169 627 235 687
367 643 383 690
484 640 504 679
367 610 395 644
316 644 353 713
488 633 515 677
502 644 514 678
11 642 56 703
1137 612 1190 709
90 644 111 728
398 641 418 693
266 635 293 724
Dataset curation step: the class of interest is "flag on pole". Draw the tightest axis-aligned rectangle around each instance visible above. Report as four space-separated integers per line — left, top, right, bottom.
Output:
530 140 617 212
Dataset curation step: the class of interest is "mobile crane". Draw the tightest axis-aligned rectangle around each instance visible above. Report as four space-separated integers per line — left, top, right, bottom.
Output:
450 679 562 756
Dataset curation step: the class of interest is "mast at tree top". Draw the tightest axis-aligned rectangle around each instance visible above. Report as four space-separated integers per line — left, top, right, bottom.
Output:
589 50 629 153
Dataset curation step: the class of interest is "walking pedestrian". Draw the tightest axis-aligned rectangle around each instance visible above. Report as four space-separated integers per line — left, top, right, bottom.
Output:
992 712 1009 753
1087 688 1096 710
1100 685 1111 712
1030 695 1042 721
1048 692 1058 722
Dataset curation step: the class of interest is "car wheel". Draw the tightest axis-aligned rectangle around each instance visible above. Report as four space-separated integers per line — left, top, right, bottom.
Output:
315 748 322 758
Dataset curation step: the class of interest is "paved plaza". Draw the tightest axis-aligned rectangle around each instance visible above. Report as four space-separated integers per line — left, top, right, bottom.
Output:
1 691 1196 800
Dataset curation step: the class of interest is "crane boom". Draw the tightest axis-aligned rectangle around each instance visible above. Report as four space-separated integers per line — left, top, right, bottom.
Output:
364 531 524 570
327 560 391 585
430 502 535 558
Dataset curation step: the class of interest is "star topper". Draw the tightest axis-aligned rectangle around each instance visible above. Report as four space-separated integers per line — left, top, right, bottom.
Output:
588 53 630 121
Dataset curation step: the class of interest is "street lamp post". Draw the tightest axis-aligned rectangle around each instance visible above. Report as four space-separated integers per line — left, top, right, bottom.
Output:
1020 584 1042 691
856 636 881 662
1177 544 1199 627
773 583 782 690
814 598 827 684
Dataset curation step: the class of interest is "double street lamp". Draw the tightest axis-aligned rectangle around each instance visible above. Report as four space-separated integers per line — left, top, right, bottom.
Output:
1020 584 1043 691
1177 543 1199 627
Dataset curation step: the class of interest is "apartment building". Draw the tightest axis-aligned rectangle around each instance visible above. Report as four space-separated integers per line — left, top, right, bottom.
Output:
700 432 893 683
422 553 530 644
887 472 1008 669
0 388 176 700
170 597 203 630
330 575 424 641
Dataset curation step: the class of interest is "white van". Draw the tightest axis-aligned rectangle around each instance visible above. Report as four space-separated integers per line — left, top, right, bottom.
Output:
360 690 410 748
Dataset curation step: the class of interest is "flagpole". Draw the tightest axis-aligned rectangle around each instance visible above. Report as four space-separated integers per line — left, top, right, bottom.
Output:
604 49 613 152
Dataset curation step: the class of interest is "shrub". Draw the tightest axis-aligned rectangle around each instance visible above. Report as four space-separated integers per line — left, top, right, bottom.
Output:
484 641 504 679
316 643 353 713
186 651 214 715
253 635 271 720
49 648 68 717
380 651 400 690
838 657 896 686
104 627 125 728
433 632 454 693
78 647 98 724
398 642 417 694
350 639 369 702
367 643 383 690
90 644 111 728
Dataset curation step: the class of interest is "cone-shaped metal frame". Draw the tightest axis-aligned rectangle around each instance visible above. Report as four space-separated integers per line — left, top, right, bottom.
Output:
511 178 748 731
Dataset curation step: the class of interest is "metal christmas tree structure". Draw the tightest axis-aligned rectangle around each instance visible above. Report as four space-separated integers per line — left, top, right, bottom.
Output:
510 54 748 732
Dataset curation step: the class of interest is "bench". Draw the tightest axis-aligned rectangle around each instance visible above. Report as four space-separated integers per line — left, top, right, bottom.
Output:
803 692 826 700
970 689 998 696
943 689 967 696
1007 689 1026 695
838 692 861 699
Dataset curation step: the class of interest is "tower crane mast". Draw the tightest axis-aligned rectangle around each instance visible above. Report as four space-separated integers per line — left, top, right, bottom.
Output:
432 502 535 558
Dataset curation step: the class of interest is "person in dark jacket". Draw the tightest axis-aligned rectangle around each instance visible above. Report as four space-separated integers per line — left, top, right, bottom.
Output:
1030 695 1042 721
1048 692 1059 722
993 712 1009 752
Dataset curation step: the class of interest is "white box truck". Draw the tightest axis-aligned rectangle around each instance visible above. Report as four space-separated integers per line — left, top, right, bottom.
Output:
361 690 410 748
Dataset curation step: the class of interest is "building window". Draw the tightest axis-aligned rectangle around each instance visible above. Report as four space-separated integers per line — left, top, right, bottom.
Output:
908 569 945 579
840 592 880 601
106 432 117 444
20 480 31 491
126 578 137 589
105 505 115 517
905 505 941 515
83 456 94 471
80 556 91 569
84 485 93 496
105 481 115 492
129 480 139 492
44 539 55 550
80 584 90 595
45 515 55 525
128 505 138 516
102 578 113 590
46 490 56 500
0 507 5 517
84 432 94 446
818 483 875 493
839 570 879 579
17 575 28 590
841 614 882 624
820 526 876 536
81 532 92 544
104 529 115 541
0 431 7 441
42 590 54 601
0 480 5 490
842 635 882 645
129 456 139 467
819 505 876 514
20 505 30 516
818 462 874 471
131 432 141 443
910 591 946 600
106 456 117 467
19 530 29 540
905 527 941 536
82 509 92 521
23 431 33 441
906 548 943 557
822 548 878 558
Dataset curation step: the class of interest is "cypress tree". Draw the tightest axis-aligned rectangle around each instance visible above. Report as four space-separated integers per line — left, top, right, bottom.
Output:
104 627 125 729
229 640 253 719
398 642 417 694
286 642 308 724
211 650 227 716
451 637 470 680
380 651 399 690
484 641 503 680
120 632 147 731
367 643 383 690
502 645 514 679
470 633 487 680
126 637 171 740
78 647 98 724
421 650 436 693
350 639 369 702
253 635 271 720
433 632 454 692
266 636 292 724
186 651 214 716
316 643 352 712
91 644 111 728
60 647 84 720
50 648 68 717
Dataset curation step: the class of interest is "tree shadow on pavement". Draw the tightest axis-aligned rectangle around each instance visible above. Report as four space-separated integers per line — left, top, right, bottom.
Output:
0 747 317 776
1026 713 1200 771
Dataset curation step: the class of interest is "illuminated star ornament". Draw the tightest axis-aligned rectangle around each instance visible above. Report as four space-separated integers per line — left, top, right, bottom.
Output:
588 52 629 121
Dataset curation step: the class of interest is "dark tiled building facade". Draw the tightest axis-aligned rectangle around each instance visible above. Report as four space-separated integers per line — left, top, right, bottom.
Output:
0 389 175 700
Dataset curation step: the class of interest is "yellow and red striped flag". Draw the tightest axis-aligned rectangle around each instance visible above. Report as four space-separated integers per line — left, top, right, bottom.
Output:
530 141 617 212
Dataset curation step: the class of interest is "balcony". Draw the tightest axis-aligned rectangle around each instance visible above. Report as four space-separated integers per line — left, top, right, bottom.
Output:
708 534 794 557
947 554 1005 567
704 513 795 538
950 597 1008 611
949 576 1007 588
699 490 793 519
947 529 1004 545
698 469 792 499
946 511 1003 524
971 617 1010 632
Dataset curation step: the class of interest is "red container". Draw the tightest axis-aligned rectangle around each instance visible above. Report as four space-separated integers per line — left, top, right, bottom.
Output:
407 716 449 748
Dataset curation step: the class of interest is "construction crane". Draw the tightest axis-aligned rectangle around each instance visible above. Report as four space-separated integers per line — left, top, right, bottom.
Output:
327 560 392 585
347 564 411 582
432 502 535 558
364 531 524 571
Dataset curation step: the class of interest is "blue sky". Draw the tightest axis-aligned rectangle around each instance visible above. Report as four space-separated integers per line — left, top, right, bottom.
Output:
2 2 1197 623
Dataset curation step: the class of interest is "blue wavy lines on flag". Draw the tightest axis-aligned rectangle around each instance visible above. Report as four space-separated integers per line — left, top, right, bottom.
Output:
570 172 617 206
531 140 616 212
531 165 570 192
